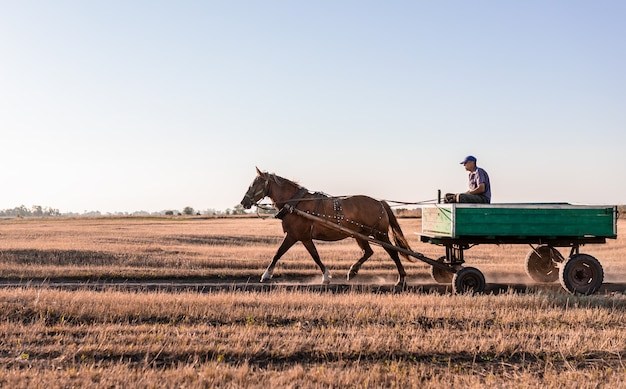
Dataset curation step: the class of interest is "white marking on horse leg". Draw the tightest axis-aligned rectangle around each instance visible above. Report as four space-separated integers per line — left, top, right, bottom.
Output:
260 268 273 282
347 264 359 280
322 268 332 284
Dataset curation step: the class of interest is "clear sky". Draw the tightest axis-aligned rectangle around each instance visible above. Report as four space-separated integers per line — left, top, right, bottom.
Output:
1 1 625 213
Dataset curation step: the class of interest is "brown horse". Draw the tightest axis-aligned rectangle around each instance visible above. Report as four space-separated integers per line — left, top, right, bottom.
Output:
240 168 413 286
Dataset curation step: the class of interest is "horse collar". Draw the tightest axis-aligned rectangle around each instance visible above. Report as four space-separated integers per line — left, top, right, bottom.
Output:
275 187 309 219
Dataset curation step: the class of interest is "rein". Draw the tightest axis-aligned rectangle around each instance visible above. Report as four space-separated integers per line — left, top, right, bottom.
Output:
253 196 438 211
247 173 438 221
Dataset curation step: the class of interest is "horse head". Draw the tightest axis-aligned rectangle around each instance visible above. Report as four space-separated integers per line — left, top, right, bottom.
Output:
241 167 270 209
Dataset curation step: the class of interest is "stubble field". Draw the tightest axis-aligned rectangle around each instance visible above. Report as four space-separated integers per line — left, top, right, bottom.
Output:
0 216 625 388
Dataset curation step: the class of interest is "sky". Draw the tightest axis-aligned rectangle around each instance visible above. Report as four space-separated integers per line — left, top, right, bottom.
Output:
1 1 625 213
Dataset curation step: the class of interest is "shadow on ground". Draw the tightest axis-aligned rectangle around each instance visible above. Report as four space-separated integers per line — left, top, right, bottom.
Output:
0 275 624 296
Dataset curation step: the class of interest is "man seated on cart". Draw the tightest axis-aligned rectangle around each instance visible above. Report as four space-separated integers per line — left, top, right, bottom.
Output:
445 155 491 204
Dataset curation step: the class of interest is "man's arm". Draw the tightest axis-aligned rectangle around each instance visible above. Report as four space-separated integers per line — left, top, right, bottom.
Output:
466 183 486 195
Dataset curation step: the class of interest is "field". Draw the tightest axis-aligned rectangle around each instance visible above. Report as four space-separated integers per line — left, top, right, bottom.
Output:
0 216 625 388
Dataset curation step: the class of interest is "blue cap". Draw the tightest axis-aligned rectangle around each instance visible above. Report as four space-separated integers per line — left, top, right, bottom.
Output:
460 155 476 164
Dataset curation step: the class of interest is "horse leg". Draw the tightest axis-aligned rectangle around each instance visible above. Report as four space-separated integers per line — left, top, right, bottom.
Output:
347 239 374 281
301 240 331 284
261 234 297 282
385 247 407 288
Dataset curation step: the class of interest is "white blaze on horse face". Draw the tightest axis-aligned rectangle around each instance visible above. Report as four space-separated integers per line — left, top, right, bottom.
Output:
322 268 331 284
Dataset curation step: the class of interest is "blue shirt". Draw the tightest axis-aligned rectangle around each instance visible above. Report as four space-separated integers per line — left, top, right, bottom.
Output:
469 167 491 203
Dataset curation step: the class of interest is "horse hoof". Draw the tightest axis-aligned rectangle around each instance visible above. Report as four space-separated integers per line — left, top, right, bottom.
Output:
394 280 406 290
322 269 332 284
260 270 273 283
347 266 359 281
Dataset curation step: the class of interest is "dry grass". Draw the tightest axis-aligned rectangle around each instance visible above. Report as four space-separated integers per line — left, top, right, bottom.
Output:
0 216 624 283
0 217 625 387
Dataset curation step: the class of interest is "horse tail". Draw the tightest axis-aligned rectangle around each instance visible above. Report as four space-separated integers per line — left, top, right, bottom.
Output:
381 201 414 262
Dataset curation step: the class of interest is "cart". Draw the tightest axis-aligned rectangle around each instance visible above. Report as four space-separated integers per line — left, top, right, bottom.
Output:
420 203 618 295
285 203 618 295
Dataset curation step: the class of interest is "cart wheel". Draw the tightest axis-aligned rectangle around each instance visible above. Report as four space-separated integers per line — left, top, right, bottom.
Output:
430 256 454 284
525 245 561 283
559 254 604 295
452 267 486 294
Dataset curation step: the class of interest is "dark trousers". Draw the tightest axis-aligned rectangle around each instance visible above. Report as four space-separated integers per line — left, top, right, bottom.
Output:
457 193 490 203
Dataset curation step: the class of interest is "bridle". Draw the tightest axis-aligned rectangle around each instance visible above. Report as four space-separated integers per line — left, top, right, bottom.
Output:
244 176 271 207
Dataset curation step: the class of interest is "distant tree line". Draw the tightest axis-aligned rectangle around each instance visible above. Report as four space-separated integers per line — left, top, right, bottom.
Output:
0 204 250 218
163 204 247 216
0 205 61 217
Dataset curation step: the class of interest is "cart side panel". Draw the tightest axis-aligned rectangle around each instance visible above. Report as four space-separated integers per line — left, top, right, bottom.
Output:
422 204 617 239
421 205 454 237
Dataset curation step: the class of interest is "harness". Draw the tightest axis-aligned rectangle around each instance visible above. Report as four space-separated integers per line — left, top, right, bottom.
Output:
274 187 309 219
280 194 388 238
250 174 388 238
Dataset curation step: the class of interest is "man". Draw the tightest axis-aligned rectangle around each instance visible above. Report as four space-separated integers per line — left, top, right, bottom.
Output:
445 155 491 204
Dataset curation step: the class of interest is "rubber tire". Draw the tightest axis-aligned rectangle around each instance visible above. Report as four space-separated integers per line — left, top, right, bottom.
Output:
452 267 486 294
430 256 454 284
525 245 561 283
559 254 604 295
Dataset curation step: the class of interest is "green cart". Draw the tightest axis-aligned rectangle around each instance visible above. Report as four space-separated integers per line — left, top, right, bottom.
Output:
420 203 618 295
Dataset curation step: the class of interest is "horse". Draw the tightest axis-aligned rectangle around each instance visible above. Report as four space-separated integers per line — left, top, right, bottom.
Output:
240 167 413 287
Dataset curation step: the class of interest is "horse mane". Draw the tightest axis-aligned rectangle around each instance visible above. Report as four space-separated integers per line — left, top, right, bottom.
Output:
264 172 334 200
268 173 303 190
